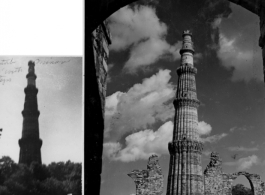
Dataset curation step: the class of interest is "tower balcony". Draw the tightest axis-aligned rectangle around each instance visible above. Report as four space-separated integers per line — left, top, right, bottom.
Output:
182 30 193 38
26 73 37 79
173 98 200 108
179 47 195 55
18 137 42 148
22 110 40 117
168 140 203 154
24 86 38 94
176 66 197 75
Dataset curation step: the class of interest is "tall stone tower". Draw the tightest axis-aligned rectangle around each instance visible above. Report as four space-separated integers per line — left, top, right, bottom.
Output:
166 31 204 195
18 61 42 165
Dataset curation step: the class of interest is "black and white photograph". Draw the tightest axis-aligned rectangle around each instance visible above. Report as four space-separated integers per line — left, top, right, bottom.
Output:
2 0 265 195
0 1 83 195
0 57 82 195
88 0 265 195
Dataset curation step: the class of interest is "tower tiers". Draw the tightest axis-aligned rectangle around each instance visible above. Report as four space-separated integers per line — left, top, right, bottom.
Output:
18 61 42 165
166 31 204 195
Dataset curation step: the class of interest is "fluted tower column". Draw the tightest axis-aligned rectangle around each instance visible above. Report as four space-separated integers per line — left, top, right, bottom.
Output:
166 31 203 195
18 61 42 165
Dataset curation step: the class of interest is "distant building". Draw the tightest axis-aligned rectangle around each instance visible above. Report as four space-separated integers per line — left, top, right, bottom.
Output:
18 61 42 165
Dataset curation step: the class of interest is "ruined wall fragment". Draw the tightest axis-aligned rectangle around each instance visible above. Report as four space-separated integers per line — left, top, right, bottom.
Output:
128 154 163 195
204 152 265 195
204 152 224 195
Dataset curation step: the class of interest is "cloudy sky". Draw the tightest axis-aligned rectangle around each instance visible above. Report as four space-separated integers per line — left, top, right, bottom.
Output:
101 0 265 194
0 57 82 165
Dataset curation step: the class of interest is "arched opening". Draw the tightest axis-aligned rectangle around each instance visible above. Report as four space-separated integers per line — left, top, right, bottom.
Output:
232 175 254 195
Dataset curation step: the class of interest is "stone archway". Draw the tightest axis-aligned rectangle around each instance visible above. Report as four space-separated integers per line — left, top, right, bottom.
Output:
223 171 264 195
204 153 265 195
87 1 265 194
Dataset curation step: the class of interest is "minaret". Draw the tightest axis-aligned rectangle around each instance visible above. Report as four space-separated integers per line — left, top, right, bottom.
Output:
18 61 42 165
166 31 204 195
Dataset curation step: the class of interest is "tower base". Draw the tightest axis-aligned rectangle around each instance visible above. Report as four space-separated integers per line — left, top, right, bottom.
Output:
166 139 204 195
18 138 42 165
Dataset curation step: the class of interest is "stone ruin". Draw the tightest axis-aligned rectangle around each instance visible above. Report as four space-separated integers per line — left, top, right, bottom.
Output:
204 152 224 194
128 154 163 195
204 152 265 195
128 153 265 195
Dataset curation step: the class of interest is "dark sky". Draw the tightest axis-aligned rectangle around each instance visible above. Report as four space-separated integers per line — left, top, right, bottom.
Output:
102 0 264 194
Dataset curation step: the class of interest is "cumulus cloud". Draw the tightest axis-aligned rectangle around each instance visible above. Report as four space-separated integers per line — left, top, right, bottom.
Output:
215 3 263 82
217 33 263 82
229 125 253 132
124 39 181 72
227 146 258 152
103 121 173 162
198 121 212 135
105 69 175 140
197 121 227 143
108 5 181 73
104 119 225 162
104 70 219 142
224 155 260 170
108 5 166 51
200 133 228 143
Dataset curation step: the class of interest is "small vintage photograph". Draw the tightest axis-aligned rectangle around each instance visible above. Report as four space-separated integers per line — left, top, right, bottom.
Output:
0 56 82 195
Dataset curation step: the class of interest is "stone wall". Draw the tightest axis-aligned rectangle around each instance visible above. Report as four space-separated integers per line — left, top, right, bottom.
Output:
204 152 265 195
91 21 111 117
128 154 164 195
87 21 111 194
204 152 224 195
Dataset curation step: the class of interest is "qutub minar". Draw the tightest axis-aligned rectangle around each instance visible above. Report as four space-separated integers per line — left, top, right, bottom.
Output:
128 31 265 195
166 30 204 195
18 61 42 165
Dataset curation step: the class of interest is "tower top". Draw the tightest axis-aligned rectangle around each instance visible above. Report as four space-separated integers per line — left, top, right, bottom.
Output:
182 30 192 37
28 60 35 67
26 61 37 86
179 30 194 55
28 60 35 73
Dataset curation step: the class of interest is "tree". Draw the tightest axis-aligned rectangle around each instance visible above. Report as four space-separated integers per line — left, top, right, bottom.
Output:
232 184 253 195
0 156 82 195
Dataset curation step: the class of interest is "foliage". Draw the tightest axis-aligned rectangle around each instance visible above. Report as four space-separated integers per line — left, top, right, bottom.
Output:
232 184 253 195
0 156 82 195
